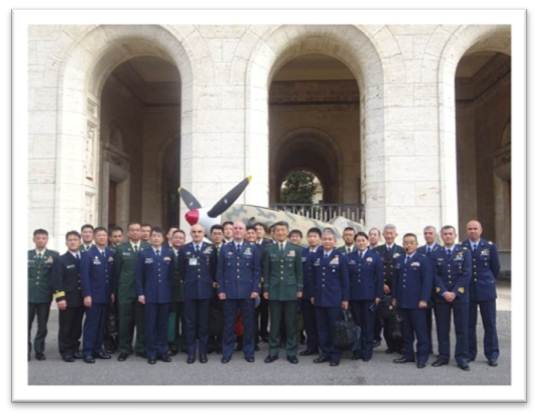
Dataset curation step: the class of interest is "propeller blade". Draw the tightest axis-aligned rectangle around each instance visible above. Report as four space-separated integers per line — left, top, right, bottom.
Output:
178 187 202 209
206 176 252 218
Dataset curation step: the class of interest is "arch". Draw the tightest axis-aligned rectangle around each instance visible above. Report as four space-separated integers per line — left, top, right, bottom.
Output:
244 25 385 226
53 25 195 237
437 24 511 229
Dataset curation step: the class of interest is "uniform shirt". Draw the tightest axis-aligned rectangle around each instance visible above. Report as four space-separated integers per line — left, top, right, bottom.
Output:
431 244 472 303
135 245 174 304
346 248 383 301
461 238 500 301
216 240 261 299
308 248 349 307
393 252 433 309
80 245 114 304
178 242 217 300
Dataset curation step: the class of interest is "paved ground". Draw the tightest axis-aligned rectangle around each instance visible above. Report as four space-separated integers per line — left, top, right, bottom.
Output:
28 281 511 385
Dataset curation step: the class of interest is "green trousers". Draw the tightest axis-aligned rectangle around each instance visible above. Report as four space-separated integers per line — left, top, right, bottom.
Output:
167 301 184 351
269 300 298 358
118 300 145 354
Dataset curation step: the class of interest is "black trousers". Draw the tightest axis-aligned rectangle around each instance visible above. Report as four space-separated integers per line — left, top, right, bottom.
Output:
103 299 118 352
256 297 269 340
28 302 51 354
58 306 84 357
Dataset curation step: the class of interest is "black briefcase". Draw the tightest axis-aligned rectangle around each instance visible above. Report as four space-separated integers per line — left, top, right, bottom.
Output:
334 310 361 350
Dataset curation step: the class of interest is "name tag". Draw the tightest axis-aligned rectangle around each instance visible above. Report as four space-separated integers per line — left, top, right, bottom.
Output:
329 257 339 265
189 257 198 266
145 258 154 264
93 258 101 265
287 251 296 257
108 256 114 263
66 264 75 269
122 252 131 257
164 256 172 263
365 257 373 263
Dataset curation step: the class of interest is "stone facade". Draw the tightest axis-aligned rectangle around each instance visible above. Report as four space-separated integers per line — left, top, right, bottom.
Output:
28 24 511 252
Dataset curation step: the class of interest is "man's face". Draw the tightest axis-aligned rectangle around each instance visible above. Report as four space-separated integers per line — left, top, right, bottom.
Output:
403 236 418 254
343 230 355 245
33 234 48 250
368 230 380 246
128 224 141 242
223 224 234 240
289 233 302 245
81 228 93 244
321 233 336 251
355 235 369 251
66 235 81 252
211 229 224 245
246 229 257 242
232 222 246 241
466 221 482 242
441 228 456 246
423 228 436 245
141 227 151 241
167 228 178 242
255 225 266 240
190 225 205 243
307 232 320 248
274 225 288 242
94 230 108 246
383 228 397 244
150 232 164 247
110 231 123 246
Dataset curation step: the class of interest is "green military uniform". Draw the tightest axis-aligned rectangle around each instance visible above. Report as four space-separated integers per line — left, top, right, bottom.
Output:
80 243 94 253
337 245 355 255
28 249 59 357
114 241 147 355
167 246 184 353
263 241 303 358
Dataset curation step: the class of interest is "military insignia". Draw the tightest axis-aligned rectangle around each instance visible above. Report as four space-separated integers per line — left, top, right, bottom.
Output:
393 253 401 259
287 251 296 257
348 259 356 265
45 256 53 264
122 252 131 256
480 249 490 256
145 258 154 264
204 247 213 254
436 287 441 293
301 256 307 262
411 261 420 267
186 251 192 256
455 253 463 261
93 257 101 265
458 287 465 294
244 247 252 255
108 256 114 262
164 256 172 262
66 264 75 269
329 257 339 265
313 258 320 266
227 251 233 256
366 257 373 263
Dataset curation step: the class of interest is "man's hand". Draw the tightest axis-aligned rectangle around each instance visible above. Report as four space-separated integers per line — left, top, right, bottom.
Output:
138 295 146 305
418 300 428 309
383 284 390 294
341 300 349 310
391 298 397 307
263 292 269 300
250 292 259 299
375 297 381 305
442 292 455 303
310 297 315 305
218 293 226 300
212 281 219 288
57 300 67 311
110 293 115 303
296 291 303 299
83 296 92 308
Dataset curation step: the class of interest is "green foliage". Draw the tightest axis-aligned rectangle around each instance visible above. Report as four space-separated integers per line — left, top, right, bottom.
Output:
280 170 316 204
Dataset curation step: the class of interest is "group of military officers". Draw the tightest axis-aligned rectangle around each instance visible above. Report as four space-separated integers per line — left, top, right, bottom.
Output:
28 218 501 370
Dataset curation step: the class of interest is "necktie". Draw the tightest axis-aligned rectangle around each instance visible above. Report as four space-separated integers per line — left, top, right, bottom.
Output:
359 251 364 259
156 249 161 257
472 243 477 252
195 244 199 253
236 243 241 252
37 253 42 260
446 248 451 256
134 244 138 252
405 255 410 264
427 246 431 254
280 242 284 252
76 253 80 260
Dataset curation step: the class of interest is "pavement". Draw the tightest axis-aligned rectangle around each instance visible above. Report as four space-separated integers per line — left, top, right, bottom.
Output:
28 281 511 385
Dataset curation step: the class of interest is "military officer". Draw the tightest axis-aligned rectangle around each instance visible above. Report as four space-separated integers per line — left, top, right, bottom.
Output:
462 220 501 366
104 225 123 354
217 221 261 363
338 227 356 255
168 229 186 355
263 221 303 364
80 227 115 363
136 227 174 364
28 228 59 361
140 224 152 243
288 229 303 246
53 230 84 362
114 222 146 361
368 227 381 249
431 225 472 371
109 226 124 247
392 233 434 368
308 228 349 366
300 227 322 356
375 224 405 353
177 224 217 364
246 225 258 243
80 224 94 252
222 221 234 244
417 225 442 355
346 231 383 361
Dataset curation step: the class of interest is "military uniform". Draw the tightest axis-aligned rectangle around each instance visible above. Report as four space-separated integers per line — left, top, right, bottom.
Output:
431 244 472 367
53 250 84 360
217 241 261 361
375 244 406 352
263 241 303 359
28 249 58 358
167 246 185 354
256 239 272 343
417 243 442 354
136 245 174 361
178 242 217 360
309 249 349 363
113 241 146 356
80 245 115 359
462 238 500 363
301 246 322 354
208 243 225 354
337 245 356 255
346 248 383 360
393 252 433 365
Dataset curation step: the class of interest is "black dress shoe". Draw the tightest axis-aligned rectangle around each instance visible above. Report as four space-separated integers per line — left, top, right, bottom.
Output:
94 351 111 359
187 355 196 364
35 352 46 361
432 358 449 367
147 358 157 365
261 336 269 343
330 360 340 366
393 356 415 364
135 352 147 358
287 356 298 364
313 356 329 364
458 362 470 371
160 354 172 362
73 351 84 359
245 356 255 363
117 352 129 361
255 344 260 351
488 359 498 367
385 348 395 354
62 355 75 363
199 354 208 363
299 349 317 356
373 340 381 348
84 356 95 364
221 356 231 364
351 352 363 360
417 362 426 369
362 356 372 362
264 355 278 363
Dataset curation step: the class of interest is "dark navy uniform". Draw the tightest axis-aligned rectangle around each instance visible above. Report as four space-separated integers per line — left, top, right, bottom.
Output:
136 245 174 360
80 246 114 358
431 244 472 366
375 244 405 352
53 250 84 360
346 248 383 360
309 249 349 362
177 242 217 359
417 243 443 354
462 238 500 362
217 241 261 361
393 252 433 365
301 246 322 354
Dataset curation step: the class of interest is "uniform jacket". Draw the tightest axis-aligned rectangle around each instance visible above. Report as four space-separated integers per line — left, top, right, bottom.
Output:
461 239 500 302
431 244 472 304
393 252 434 309
346 248 384 301
178 242 217 300
263 241 303 301
80 245 115 304
136 245 174 304
113 241 147 303
53 251 83 307
308 249 349 308
28 249 59 303
375 244 405 290
216 241 261 299
302 246 322 299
